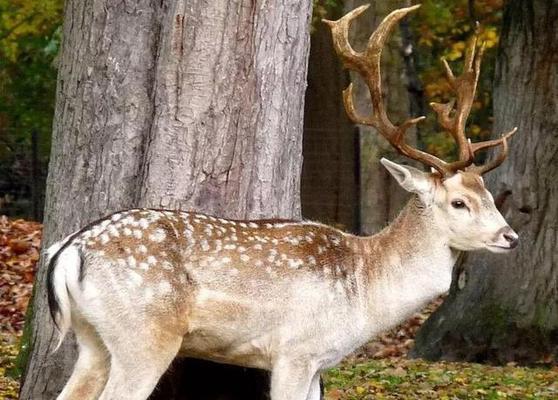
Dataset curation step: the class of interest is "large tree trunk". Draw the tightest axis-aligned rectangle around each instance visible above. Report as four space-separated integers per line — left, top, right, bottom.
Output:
411 0 558 364
19 1 311 399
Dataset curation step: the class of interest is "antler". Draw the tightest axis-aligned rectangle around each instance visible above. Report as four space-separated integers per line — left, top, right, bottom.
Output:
430 30 517 174
324 5 517 177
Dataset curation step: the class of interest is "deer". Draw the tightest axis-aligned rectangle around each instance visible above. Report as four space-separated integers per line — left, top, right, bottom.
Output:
46 4 519 400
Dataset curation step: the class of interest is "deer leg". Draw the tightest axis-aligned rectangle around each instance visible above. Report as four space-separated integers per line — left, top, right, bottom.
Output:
56 317 109 400
270 358 318 400
97 333 182 400
305 373 322 400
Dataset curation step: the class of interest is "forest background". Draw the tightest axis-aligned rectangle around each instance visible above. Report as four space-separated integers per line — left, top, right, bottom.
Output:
3 0 558 399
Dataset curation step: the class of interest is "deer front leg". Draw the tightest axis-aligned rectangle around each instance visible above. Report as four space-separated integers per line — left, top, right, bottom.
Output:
270 358 318 400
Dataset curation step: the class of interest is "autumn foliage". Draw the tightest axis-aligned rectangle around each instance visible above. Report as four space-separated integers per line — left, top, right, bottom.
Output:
0 217 41 336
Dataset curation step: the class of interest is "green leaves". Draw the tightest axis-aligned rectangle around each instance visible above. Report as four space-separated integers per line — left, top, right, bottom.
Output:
0 0 63 219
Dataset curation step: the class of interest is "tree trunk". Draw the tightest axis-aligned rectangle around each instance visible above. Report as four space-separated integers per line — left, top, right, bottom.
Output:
411 0 558 364
301 7 358 232
344 0 417 235
19 1 312 399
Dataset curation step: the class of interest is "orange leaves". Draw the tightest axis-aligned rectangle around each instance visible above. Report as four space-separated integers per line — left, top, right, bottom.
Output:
0 216 42 336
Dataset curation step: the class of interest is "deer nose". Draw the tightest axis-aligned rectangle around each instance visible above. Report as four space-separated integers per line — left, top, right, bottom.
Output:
502 228 519 249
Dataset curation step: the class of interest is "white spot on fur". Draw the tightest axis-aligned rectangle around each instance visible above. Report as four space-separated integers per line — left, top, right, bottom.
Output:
199 240 209 251
138 219 149 229
127 256 137 268
330 236 341 245
100 233 110 244
138 245 147 253
240 254 250 262
237 246 246 253
147 255 157 265
123 227 132 236
224 244 236 250
214 240 222 251
149 229 166 242
288 258 303 269
133 229 143 239
139 262 149 270
107 225 120 237
111 213 122 221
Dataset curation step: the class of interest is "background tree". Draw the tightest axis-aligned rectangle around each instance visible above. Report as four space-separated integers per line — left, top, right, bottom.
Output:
346 0 416 235
412 0 558 364
19 1 312 399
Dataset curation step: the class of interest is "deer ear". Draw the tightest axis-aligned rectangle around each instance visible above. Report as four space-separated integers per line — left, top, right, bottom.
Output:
380 158 434 197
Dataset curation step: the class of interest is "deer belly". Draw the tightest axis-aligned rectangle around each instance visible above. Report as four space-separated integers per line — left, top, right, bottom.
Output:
179 287 283 369
179 285 365 370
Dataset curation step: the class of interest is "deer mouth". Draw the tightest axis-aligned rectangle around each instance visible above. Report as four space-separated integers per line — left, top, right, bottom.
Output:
486 243 515 253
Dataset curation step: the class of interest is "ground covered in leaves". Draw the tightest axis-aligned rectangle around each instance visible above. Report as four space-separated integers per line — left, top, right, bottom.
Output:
1 216 558 399
325 359 558 399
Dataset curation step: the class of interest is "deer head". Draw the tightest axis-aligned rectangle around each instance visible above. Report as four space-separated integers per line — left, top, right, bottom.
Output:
324 4 519 252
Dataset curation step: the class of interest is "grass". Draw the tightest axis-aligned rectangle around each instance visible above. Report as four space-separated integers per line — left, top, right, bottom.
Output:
0 335 19 400
324 358 558 399
2 338 558 400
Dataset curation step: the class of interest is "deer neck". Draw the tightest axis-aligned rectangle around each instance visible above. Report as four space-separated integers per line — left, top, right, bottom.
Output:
357 196 458 335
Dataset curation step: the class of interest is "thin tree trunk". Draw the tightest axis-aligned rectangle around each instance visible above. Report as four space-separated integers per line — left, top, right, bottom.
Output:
411 0 558 364
302 7 358 232
19 1 312 399
343 0 416 235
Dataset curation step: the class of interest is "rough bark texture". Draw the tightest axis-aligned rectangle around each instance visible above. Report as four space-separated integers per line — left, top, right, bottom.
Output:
344 0 416 235
411 0 558 364
19 1 311 399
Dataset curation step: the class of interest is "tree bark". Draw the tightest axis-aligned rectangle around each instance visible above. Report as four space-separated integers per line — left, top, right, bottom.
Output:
411 0 558 364
19 1 312 399
301 7 358 232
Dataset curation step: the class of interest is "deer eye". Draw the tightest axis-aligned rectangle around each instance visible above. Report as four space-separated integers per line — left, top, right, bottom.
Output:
451 199 467 209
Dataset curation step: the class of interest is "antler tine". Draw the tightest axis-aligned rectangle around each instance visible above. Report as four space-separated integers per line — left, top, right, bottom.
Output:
429 33 485 172
467 127 518 175
325 4 455 176
323 5 371 70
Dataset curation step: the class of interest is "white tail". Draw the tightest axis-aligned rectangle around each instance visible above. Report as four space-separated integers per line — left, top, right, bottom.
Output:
47 243 81 351
48 5 518 400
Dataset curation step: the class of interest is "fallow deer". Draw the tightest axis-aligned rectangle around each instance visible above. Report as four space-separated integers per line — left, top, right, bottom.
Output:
47 4 518 400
